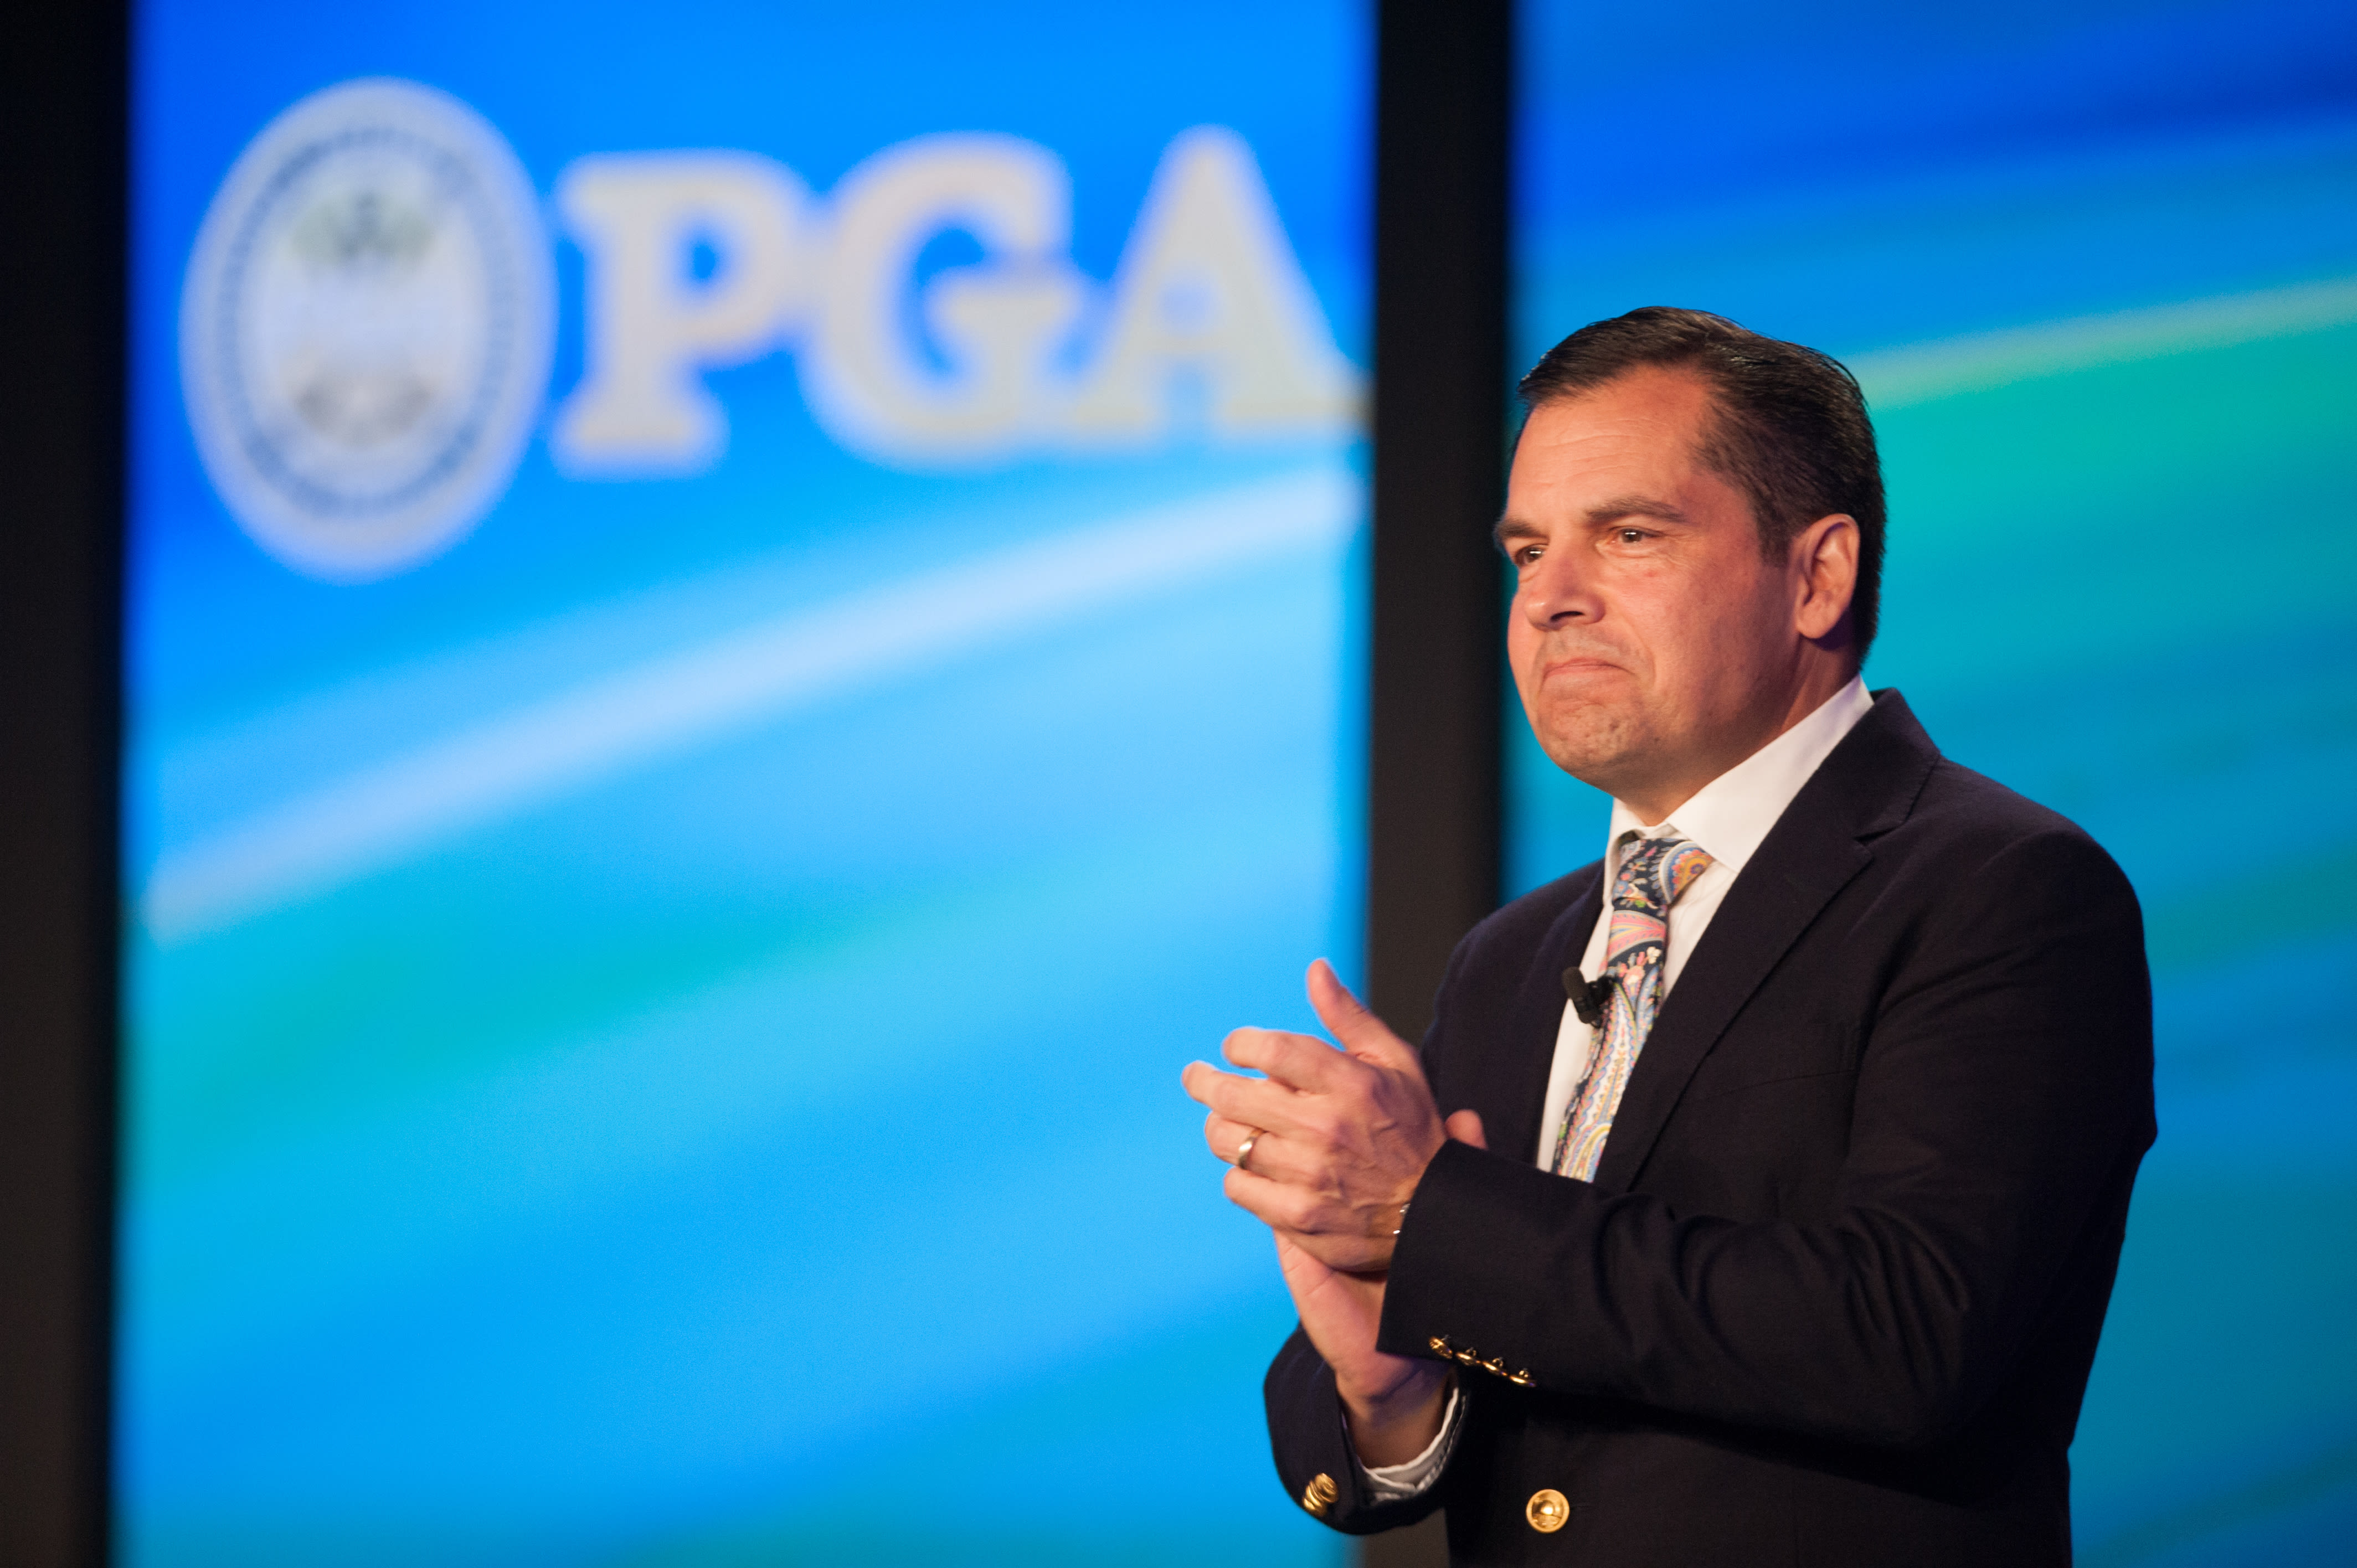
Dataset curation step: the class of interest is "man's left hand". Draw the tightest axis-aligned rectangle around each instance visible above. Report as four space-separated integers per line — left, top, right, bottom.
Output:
1182 959 1464 1273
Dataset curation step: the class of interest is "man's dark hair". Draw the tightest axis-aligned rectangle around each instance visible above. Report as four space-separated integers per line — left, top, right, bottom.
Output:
1519 306 1887 658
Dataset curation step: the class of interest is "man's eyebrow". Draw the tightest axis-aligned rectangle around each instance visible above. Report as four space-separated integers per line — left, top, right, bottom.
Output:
1584 494 1689 527
1492 515 1545 551
1492 496 1691 553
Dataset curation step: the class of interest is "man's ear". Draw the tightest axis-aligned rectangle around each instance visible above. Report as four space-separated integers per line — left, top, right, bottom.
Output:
1793 513 1859 644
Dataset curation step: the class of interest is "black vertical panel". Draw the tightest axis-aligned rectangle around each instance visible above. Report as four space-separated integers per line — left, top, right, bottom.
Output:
1368 0 1511 1046
0 1 127 1565
1363 1 1509 1561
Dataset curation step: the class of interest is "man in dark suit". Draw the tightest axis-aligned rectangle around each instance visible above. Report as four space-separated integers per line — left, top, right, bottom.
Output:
1182 308 2153 1564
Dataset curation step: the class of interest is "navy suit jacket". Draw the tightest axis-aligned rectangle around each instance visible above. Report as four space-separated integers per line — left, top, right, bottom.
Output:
1265 690 2154 1565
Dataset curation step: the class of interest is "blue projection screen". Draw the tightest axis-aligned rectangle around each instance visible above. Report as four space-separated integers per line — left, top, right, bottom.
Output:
1511 3 2357 1565
121 4 1366 1564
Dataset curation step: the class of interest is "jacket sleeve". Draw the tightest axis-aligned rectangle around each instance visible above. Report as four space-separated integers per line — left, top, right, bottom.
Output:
1263 1325 1450 1534
1376 826 2155 1449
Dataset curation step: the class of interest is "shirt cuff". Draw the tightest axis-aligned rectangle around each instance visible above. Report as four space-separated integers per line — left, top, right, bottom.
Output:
1354 1380 1464 1500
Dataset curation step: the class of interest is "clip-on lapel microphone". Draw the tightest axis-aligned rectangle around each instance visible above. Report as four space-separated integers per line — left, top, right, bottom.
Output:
1562 967 1615 1029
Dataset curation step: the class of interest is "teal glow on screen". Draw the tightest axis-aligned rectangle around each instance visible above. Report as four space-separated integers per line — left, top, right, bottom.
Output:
120 3 1366 1562
1511 4 2357 1564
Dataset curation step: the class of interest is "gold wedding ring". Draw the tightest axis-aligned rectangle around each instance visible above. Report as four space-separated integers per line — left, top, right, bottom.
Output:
1234 1131 1260 1172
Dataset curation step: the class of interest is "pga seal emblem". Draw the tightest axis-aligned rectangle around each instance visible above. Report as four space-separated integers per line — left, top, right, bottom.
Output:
181 78 554 581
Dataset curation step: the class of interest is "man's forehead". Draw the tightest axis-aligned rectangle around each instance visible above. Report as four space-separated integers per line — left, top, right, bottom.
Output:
1510 371 1723 495
1501 387 1752 550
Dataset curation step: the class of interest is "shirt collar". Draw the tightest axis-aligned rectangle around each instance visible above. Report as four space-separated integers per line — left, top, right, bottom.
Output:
1605 675 1874 883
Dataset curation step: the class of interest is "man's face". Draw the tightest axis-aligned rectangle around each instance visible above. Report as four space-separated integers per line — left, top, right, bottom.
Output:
1499 367 1824 819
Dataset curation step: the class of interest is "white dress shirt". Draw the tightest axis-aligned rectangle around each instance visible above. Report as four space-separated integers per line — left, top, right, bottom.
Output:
1360 676 1875 1498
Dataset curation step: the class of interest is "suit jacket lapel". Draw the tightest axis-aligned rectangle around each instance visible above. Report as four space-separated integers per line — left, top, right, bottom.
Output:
1589 691 1941 1193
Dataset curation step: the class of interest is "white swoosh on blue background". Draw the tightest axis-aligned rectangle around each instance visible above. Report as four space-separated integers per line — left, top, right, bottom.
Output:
141 464 1360 942
1849 275 2357 408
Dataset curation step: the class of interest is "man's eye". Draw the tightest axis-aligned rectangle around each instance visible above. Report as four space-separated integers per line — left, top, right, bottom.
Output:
1616 528 1648 545
1516 545 1543 566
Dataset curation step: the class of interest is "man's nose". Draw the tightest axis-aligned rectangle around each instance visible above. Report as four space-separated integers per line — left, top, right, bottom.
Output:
1520 542 1599 627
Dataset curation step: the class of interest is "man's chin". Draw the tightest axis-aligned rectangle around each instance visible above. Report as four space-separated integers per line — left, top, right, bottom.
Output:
1531 713 1648 794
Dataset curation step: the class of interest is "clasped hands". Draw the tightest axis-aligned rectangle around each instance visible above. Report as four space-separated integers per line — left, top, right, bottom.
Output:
1181 958 1486 1466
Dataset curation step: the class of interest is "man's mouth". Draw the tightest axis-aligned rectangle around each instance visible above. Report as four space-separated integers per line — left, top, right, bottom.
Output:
1538 654 1627 683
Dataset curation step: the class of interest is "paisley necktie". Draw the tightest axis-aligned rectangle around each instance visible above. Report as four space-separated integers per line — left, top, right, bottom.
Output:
1551 833 1716 1179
